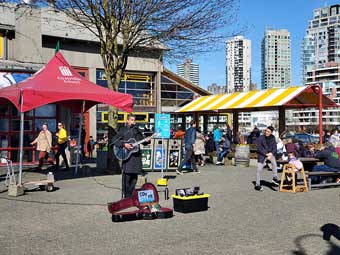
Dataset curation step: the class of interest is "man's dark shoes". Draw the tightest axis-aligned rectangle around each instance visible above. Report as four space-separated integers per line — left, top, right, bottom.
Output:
272 177 280 186
254 185 263 191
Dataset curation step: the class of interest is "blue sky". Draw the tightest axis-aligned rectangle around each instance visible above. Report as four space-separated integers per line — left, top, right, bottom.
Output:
166 0 340 89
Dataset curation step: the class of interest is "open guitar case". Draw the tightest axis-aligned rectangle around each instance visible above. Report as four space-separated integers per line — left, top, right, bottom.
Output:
108 183 173 222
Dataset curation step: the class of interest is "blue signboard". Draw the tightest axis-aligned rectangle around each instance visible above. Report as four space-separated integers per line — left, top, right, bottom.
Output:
155 113 170 139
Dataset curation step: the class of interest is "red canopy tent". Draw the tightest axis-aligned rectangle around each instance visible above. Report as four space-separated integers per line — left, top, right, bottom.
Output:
0 51 132 112
0 52 133 186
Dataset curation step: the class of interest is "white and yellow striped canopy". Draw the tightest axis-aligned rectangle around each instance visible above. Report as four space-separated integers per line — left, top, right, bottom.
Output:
176 86 338 113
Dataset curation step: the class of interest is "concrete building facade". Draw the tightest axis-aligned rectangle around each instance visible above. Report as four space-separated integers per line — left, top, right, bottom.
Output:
226 36 251 93
261 29 292 89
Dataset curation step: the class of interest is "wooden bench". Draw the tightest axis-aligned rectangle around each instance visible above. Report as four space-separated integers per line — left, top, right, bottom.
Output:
305 171 340 190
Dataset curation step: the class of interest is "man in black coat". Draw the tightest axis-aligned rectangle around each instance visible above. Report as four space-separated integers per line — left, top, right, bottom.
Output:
255 126 279 191
113 114 150 198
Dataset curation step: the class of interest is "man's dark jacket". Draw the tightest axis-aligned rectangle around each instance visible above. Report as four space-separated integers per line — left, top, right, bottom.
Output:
256 134 277 163
113 125 144 174
315 146 340 170
184 127 196 149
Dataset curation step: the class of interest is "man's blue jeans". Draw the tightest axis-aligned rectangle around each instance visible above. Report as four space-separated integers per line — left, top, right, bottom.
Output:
312 165 339 172
214 141 220 152
217 149 229 162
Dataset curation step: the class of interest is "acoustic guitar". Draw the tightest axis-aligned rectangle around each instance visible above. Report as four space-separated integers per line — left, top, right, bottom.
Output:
114 133 157 161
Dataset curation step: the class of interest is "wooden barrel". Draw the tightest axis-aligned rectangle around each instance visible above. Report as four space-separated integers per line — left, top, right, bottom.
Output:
235 144 250 167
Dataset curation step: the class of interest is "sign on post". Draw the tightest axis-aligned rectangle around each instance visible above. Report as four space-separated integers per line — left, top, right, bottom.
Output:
155 114 170 139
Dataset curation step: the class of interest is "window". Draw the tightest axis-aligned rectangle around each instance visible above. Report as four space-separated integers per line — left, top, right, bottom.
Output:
35 104 56 117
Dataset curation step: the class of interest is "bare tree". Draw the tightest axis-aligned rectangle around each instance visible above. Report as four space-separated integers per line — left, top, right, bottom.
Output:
34 0 240 128
2 0 240 172
4 0 239 130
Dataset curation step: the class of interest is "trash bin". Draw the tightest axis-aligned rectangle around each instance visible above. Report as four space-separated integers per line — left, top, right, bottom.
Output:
96 150 108 169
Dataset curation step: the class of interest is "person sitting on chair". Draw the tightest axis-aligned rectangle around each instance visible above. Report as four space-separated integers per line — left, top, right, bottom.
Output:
312 142 340 172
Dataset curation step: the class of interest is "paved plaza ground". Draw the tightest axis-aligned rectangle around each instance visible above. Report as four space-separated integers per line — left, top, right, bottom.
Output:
0 162 340 255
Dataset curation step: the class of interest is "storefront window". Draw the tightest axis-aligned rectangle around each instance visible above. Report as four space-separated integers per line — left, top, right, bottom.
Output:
0 135 8 158
160 75 194 107
11 107 34 117
34 119 56 133
0 105 9 115
11 119 32 131
0 119 9 131
35 104 56 117
96 69 154 107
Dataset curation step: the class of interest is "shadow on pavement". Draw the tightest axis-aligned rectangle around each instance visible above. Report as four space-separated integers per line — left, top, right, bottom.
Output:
292 223 340 255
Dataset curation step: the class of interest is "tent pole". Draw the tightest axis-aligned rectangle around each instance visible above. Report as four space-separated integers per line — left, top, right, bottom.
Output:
18 90 24 185
318 84 323 144
75 101 85 175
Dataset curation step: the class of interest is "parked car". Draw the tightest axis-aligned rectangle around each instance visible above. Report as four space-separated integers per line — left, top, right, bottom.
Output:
282 132 319 144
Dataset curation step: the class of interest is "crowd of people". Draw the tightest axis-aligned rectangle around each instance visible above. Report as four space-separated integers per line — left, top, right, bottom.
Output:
173 123 237 174
31 118 340 195
172 122 340 191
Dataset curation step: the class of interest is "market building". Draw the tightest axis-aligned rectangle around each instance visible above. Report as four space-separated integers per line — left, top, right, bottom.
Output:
0 3 210 163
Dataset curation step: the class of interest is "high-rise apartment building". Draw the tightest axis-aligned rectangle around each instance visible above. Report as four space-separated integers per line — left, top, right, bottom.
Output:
301 4 340 83
177 59 199 85
207 83 226 94
292 5 340 131
292 63 340 128
261 29 291 89
226 36 251 93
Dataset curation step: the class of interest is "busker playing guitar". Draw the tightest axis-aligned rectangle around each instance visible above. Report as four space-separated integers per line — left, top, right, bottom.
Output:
112 114 151 198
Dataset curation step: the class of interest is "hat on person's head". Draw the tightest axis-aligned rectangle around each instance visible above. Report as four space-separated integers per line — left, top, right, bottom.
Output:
267 126 274 132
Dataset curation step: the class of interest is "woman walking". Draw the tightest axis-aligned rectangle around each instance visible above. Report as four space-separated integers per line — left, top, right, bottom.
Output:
55 122 70 171
194 128 206 167
31 123 54 171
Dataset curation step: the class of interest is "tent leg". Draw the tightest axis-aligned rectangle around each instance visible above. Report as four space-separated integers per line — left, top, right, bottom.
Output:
10 90 25 196
18 110 24 185
318 85 323 144
75 101 85 175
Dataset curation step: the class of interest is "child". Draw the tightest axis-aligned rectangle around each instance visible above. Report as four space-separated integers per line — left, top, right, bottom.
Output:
285 152 303 182
288 152 303 171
